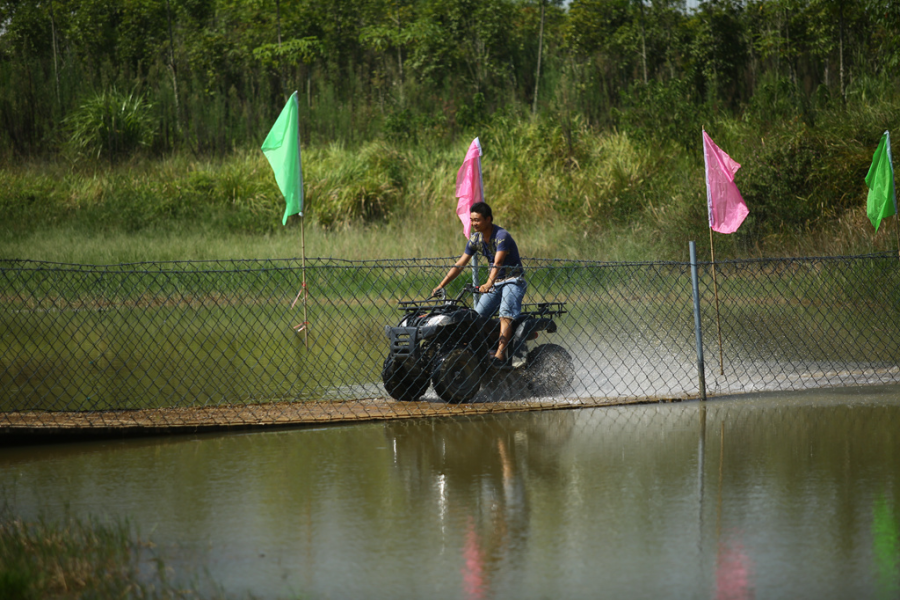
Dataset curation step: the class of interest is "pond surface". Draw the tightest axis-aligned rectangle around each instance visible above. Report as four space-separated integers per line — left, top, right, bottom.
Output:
2 386 900 599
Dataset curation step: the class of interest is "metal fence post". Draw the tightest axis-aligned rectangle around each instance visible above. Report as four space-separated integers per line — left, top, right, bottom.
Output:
690 241 707 400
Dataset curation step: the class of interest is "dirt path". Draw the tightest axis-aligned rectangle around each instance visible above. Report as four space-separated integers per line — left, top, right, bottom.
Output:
1 395 670 441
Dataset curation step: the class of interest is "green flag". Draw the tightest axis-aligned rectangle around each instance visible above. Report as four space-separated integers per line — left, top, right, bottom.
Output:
262 91 303 225
866 131 896 232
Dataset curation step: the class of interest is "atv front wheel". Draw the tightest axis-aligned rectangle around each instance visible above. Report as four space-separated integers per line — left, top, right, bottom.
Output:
527 344 575 396
382 356 430 402
431 349 482 404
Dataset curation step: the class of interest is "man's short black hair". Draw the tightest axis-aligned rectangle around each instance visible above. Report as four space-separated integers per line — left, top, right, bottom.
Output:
470 202 492 220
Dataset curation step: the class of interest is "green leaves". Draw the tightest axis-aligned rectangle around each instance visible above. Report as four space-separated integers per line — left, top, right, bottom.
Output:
253 37 324 67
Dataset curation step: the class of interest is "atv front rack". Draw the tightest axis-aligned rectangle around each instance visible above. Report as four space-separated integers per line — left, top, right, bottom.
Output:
386 326 419 357
396 297 467 314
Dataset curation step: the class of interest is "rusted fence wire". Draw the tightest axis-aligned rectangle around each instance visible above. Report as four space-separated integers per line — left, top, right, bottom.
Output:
2 253 899 433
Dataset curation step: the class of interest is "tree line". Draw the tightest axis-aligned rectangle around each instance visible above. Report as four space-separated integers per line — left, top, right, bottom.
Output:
1 0 898 161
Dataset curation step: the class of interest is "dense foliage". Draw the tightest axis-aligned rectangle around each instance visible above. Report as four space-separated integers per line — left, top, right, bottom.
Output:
1 0 900 258
3 0 899 156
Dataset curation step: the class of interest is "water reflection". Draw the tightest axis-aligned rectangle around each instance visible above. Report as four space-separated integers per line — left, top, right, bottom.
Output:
715 534 753 600
384 412 575 598
1 387 900 599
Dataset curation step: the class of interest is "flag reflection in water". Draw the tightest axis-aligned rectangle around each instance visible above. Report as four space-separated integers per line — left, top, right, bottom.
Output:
715 534 753 600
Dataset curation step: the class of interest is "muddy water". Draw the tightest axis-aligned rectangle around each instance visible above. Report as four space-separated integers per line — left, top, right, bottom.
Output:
2 385 900 599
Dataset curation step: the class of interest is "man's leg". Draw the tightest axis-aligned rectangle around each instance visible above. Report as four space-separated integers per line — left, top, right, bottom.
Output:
474 288 502 357
474 288 501 318
495 281 526 361
496 317 512 360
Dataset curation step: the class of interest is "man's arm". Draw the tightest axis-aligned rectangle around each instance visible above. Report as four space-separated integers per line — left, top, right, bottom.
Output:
433 253 472 296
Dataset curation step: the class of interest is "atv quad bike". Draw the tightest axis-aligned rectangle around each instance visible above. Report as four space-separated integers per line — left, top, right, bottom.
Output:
382 284 575 404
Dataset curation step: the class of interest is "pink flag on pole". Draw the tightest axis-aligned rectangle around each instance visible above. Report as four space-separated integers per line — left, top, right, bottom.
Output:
703 130 749 234
456 137 484 237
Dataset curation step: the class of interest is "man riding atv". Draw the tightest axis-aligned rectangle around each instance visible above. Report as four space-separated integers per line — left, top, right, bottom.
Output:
433 202 526 369
383 201 573 404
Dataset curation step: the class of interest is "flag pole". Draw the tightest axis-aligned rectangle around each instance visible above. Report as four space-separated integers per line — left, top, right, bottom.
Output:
472 139 484 291
298 94 309 350
300 214 308 349
709 222 725 377
895 214 900 261
703 128 725 376
702 128 749 378
890 131 899 261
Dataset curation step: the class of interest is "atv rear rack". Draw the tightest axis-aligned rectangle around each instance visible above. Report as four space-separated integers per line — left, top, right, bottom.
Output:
521 302 567 317
395 281 567 318
394 299 567 317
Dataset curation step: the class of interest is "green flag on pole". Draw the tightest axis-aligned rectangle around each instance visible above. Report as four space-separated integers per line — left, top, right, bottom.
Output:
262 91 303 225
866 131 896 232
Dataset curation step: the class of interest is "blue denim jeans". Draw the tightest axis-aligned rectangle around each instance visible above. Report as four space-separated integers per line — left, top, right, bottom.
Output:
475 278 527 319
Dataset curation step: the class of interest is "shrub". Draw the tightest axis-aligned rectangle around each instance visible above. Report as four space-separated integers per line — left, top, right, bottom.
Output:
307 141 408 228
64 88 156 162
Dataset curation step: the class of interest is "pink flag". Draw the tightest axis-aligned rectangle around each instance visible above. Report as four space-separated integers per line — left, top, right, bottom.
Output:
703 130 749 234
456 137 483 237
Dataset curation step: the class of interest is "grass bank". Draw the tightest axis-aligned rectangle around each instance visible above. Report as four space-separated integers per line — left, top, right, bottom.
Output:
0 507 231 599
3 95 899 264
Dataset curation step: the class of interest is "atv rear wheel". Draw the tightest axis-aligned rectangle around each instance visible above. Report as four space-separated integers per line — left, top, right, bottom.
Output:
527 343 575 396
431 349 482 404
382 356 430 402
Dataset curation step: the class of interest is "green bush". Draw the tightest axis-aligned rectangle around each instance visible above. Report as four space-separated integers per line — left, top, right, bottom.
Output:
64 88 156 162
306 141 408 228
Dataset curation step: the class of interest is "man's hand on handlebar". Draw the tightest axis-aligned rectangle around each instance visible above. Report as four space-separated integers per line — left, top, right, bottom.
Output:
430 283 486 302
477 282 494 294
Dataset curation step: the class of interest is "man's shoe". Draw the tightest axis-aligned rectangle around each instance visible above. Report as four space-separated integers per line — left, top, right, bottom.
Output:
490 356 512 370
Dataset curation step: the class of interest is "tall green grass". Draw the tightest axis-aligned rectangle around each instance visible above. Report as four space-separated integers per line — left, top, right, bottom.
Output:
2 91 900 264
0 506 230 599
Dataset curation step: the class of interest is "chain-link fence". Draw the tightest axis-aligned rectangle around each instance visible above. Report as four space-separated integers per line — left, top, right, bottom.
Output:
2 253 899 432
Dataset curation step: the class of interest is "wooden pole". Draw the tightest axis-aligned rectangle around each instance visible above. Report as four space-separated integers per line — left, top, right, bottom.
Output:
887 129 899 259
285 92 309 349
301 214 309 350
298 93 308 350
895 213 900 260
894 204 900 260
709 227 724 376
472 142 484 291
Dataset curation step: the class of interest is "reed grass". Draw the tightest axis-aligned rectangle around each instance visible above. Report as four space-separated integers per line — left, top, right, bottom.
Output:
2 93 899 264
0 506 229 599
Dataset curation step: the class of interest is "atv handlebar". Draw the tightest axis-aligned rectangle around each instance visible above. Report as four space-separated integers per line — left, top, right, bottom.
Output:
399 283 566 316
431 283 482 301
460 283 483 295
398 283 482 311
